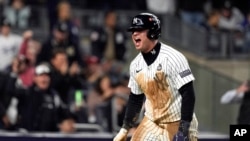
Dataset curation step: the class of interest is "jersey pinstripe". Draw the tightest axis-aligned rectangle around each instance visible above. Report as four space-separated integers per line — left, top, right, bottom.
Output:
128 42 196 123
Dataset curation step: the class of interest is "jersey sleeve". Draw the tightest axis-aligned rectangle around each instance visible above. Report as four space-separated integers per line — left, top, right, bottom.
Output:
168 52 195 90
128 61 143 95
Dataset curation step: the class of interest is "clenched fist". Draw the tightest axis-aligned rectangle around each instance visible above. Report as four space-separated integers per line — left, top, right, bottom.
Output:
113 128 128 141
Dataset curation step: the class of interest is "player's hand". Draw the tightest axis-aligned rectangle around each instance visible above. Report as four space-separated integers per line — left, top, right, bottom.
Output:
173 120 190 141
113 128 128 141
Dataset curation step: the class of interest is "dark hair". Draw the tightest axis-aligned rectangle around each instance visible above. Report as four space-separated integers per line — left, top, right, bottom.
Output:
222 0 233 9
0 17 11 27
104 9 115 19
93 74 116 95
94 75 107 94
54 21 69 33
51 48 67 59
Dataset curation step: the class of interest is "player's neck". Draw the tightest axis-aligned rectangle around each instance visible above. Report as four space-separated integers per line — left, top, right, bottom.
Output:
143 40 158 53
142 42 161 66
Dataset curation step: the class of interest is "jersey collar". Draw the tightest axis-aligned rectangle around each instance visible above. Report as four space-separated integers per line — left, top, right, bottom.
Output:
142 42 161 66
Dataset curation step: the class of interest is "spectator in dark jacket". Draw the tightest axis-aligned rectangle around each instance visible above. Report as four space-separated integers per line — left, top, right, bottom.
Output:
49 48 83 105
37 21 83 67
90 10 128 64
56 0 79 46
0 55 33 130
0 71 18 130
47 0 79 46
16 64 75 132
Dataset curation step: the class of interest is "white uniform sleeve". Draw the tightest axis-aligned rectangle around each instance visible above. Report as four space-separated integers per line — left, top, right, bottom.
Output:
220 89 244 104
168 52 195 90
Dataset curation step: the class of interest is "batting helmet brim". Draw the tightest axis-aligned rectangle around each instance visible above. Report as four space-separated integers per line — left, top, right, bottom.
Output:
127 26 146 32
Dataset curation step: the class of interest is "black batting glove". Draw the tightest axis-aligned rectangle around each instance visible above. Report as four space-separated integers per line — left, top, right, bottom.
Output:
173 120 190 141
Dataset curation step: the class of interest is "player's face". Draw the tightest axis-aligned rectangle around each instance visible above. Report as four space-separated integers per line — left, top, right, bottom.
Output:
131 29 152 53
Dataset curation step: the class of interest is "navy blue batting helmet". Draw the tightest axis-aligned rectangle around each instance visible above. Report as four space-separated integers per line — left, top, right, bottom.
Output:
128 13 161 40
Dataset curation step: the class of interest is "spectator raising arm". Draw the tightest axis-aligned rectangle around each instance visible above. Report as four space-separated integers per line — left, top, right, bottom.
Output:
221 80 250 104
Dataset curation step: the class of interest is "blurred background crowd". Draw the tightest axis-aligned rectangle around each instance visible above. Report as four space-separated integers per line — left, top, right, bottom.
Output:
0 0 250 136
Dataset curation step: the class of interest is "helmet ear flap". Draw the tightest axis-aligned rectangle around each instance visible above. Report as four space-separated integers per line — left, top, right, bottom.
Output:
147 29 155 39
147 24 161 40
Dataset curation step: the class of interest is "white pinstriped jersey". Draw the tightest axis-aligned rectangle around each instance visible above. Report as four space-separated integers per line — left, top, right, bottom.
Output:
128 42 195 123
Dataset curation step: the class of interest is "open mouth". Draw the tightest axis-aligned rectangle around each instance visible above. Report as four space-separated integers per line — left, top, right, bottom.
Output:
134 38 141 46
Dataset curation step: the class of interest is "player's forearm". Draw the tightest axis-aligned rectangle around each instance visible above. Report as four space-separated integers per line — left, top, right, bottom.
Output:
178 81 195 122
173 82 195 140
122 92 145 130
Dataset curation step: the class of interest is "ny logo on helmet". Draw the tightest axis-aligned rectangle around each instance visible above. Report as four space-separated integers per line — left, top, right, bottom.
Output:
133 18 144 25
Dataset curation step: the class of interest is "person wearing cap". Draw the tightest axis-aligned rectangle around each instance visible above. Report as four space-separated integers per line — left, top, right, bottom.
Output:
36 21 83 68
14 64 76 132
113 13 198 141
0 17 23 71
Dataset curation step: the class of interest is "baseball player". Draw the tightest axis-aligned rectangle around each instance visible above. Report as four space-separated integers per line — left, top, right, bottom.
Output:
113 13 198 141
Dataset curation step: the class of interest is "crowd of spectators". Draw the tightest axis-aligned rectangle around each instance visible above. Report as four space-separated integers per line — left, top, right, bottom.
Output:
0 0 131 134
177 0 250 54
0 0 250 134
